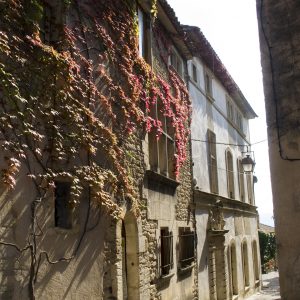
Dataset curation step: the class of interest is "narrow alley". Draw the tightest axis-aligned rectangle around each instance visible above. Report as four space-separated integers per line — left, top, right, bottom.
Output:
248 272 280 300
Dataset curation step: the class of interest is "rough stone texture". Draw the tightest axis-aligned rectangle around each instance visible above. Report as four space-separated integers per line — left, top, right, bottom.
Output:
0 2 195 300
257 1 300 299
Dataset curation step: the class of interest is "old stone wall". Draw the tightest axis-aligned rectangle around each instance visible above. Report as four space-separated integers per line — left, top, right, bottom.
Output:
257 0 300 298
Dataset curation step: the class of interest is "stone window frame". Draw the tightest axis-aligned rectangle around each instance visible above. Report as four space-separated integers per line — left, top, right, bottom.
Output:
225 148 235 199
207 129 219 194
148 98 176 180
178 227 195 270
159 227 174 277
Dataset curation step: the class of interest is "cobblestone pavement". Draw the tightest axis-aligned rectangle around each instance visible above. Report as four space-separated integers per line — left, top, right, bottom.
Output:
247 271 281 300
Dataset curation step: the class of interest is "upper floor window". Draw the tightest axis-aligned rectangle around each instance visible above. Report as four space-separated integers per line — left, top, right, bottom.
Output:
226 97 234 123
204 72 212 97
236 111 244 132
207 130 218 194
160 228 173 276
237 158 245 202
192 63 197 83
170 48 183 77
226 149 235 199
178 227 195 269
138 7 149 62
148 99 175 179
40 3 53 45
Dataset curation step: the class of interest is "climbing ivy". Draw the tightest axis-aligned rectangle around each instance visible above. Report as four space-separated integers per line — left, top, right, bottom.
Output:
0 0 190 217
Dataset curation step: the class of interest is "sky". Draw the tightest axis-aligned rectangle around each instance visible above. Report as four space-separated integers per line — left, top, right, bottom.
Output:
167 0 274 226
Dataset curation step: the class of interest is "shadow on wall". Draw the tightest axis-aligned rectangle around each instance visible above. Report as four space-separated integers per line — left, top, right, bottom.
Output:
0 174 111 299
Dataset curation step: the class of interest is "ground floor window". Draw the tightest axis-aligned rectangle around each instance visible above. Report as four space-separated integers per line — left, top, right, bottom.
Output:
160 228 173 276
178 227 195 269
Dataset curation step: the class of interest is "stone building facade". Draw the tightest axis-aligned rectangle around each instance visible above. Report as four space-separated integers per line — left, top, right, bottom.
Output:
257 1 300 299
0 0 196 299
184 26 261 300
0 0 261 299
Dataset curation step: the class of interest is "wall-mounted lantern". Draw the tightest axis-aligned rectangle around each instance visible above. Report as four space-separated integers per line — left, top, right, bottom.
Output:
241 154 255 173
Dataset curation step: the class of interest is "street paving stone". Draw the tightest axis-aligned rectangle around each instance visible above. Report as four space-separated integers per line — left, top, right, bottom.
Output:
247 271 281 300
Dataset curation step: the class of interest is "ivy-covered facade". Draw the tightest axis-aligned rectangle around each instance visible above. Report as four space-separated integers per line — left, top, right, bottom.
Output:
0 0 195 299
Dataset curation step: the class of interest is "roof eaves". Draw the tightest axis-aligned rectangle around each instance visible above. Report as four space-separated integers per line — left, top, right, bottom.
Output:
183 25 257 118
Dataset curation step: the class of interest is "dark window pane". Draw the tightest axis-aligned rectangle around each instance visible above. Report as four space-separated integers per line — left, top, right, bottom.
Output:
55 181 72 229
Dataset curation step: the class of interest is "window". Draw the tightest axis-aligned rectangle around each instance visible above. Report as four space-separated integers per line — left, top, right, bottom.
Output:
204 72 212 97
40 3 52 45
207 130 218 194
242 241 250 288
226 149 235 199
226 97 234 123
237 158 245 202
178 228 195 269
160 228 173 276
192 63 197 82
54 181 73 229
236 111 244 132
138 7 149 61
229 243 238 296
170 48 183 77
148 99 175 179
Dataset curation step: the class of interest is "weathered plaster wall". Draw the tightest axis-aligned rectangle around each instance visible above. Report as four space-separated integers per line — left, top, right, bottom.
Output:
257 0 300 298
194 200 260 300
188 58 253 204
189 54 261 300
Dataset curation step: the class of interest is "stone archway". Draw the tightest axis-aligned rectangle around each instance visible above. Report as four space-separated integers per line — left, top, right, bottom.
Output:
122 213 140 300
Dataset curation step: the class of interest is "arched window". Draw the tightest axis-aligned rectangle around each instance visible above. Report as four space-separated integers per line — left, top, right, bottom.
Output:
252 240 260 282
229 242 238 296
242 241 250 288
226 149 235 199
237 158 245 202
